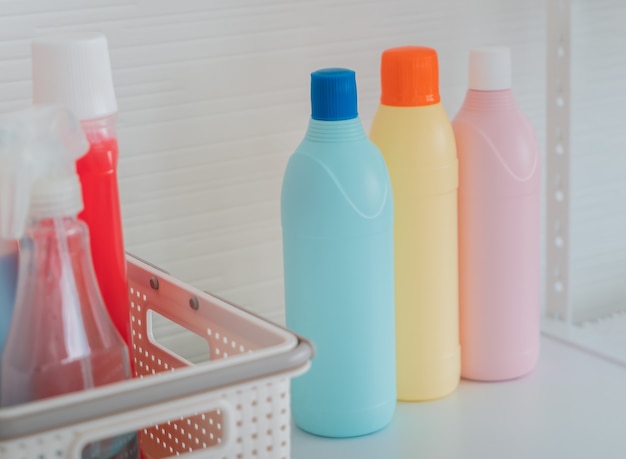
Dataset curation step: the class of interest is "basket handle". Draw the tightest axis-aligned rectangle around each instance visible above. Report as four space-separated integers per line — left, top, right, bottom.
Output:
69 394 235 459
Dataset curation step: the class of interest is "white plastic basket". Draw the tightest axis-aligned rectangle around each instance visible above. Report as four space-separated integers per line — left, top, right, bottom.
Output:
0 255 313 459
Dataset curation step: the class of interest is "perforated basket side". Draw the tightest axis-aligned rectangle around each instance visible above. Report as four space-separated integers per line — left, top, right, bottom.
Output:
0 430 72 459
0 373 296 459
127 256 300 458
136 378 292 459
130 284 226 457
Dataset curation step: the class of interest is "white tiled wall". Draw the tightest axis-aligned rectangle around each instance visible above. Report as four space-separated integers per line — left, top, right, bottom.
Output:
0 0 546 324
569 1 626 322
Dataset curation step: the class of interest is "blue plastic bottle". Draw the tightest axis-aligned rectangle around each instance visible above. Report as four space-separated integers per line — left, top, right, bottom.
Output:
281 68 396 437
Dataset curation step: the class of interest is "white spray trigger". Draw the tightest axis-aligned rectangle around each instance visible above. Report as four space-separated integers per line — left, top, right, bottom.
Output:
0 106 89 240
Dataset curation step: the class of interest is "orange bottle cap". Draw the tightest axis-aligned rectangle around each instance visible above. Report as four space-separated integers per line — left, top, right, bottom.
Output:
380 46 440 107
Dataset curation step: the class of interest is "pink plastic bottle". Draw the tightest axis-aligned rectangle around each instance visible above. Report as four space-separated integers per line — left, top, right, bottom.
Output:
453 47 541 381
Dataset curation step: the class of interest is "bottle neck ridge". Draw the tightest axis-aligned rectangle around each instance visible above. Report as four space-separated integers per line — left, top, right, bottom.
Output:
461 89 518 112
304 118 367 143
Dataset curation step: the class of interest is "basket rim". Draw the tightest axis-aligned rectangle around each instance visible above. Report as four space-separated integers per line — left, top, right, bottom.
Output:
0 255 314 441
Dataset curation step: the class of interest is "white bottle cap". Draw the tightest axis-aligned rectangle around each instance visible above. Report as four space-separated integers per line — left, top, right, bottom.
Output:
32 33 118 121
468 46 512 91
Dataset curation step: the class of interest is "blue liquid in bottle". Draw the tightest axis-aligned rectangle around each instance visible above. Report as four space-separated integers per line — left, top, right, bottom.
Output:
0 242 18 399
281 68 396 437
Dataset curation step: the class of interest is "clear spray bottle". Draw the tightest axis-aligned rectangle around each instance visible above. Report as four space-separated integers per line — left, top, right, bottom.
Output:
0 106 138 458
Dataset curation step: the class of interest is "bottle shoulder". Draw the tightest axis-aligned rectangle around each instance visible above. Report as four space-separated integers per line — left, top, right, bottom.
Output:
23 217 89 243
453 109 541 194
281 140 393 237
370 103 457 167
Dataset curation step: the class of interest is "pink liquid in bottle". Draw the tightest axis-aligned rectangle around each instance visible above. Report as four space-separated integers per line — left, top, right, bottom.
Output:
1 217 138 458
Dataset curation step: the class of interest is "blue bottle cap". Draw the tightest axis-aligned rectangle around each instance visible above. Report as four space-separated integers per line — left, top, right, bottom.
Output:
310 68 358 121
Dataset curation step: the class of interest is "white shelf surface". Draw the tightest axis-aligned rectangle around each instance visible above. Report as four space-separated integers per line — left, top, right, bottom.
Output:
291 336 626 459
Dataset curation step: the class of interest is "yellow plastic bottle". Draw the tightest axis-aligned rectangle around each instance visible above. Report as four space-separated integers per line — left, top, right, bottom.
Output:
370 46 460 401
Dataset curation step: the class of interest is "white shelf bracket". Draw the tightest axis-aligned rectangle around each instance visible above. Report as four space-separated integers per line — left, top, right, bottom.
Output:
546 0 572 322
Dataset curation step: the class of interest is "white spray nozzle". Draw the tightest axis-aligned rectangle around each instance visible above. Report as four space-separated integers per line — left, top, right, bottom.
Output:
0 106 89 239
